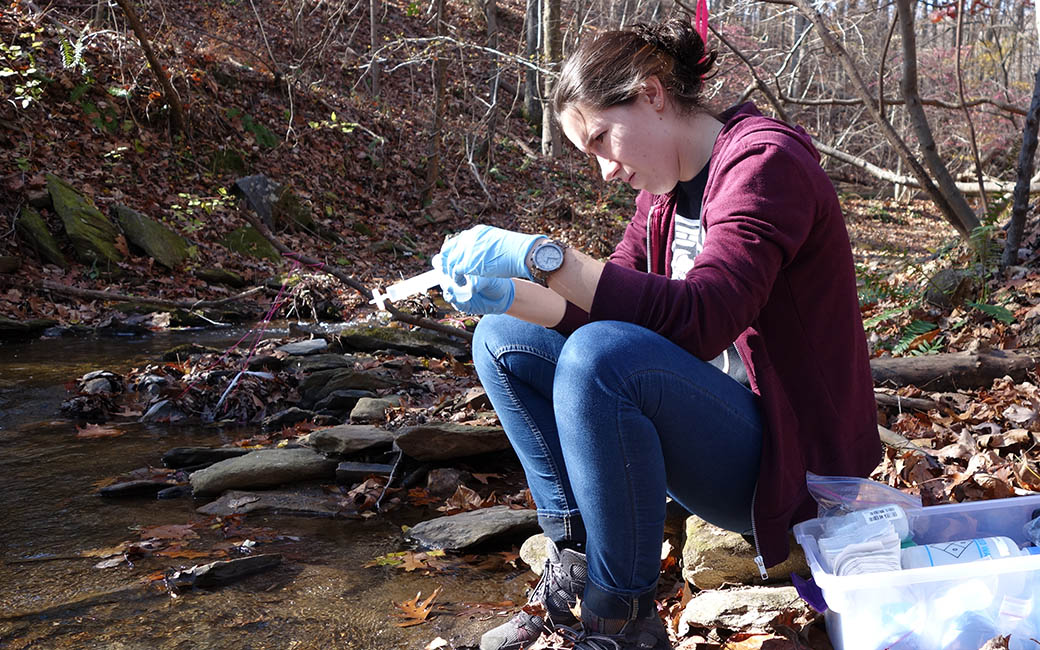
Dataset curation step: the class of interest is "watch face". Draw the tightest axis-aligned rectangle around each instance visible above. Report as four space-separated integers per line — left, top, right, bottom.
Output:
534 242 565 271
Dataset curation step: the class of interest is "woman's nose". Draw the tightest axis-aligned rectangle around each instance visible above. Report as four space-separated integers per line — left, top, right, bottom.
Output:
597 156 621 182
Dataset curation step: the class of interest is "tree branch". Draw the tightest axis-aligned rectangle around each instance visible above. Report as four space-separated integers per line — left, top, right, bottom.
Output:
235 208 473 343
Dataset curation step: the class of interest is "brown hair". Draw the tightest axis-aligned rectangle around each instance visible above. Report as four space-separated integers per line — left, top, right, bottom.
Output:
552 18 717 116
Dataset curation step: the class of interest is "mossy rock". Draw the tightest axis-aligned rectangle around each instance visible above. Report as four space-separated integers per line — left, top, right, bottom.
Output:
273 185 315 232
16 205 67 268
194 267 248 288
46 173 123 266
112 204 191 270
222 225 280 261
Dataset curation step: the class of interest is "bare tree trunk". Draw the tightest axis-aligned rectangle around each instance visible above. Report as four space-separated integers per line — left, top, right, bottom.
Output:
1002 67 1040 267
369 0 380 96
422 0 447 206
112 0 185 137
895 0 981 238
541 0 561 157
524 0 542 125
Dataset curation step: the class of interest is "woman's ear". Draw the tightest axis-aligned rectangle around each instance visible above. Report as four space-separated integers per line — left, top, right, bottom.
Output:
642 75 666 111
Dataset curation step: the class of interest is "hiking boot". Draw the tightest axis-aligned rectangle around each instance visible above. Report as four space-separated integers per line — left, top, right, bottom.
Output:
554 611 672 650
479 540 587 650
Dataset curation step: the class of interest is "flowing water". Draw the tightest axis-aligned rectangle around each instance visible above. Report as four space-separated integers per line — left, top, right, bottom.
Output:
0 329 528 650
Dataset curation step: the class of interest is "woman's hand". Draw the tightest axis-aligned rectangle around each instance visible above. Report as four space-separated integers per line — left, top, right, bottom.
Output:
439 225 543 280
441 275 515 315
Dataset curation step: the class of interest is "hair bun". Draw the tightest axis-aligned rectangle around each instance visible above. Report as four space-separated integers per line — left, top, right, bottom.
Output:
634 18 716 87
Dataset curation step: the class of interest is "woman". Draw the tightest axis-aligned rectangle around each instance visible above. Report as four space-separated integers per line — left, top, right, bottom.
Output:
437 18 880 650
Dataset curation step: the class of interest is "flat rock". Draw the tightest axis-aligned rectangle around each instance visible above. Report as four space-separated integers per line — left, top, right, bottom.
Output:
196 489 357 518
99 479 182 497
189 448 338 496
405 505 538 551
287 353 356 373
337 462 394 482
162 446 252 469
277 339 329 356
678 586 808 635
337 325 469 360
682 516 808 589
394 423 511 461
302 424 394 455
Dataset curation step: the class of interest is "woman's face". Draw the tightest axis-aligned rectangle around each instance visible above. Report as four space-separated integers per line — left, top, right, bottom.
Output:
559 85 683 195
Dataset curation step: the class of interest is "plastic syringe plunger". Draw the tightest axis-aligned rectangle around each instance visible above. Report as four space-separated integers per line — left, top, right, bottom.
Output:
370 255 467 310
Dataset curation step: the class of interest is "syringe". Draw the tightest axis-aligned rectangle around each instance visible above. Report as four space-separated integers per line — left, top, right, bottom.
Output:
370 254 468 311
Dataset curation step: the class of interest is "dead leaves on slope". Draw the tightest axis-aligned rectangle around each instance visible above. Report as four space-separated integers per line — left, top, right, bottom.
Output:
876 377 1040 505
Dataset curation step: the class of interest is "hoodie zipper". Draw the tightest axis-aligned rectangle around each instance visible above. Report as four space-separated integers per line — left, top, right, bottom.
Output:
750 483 768 579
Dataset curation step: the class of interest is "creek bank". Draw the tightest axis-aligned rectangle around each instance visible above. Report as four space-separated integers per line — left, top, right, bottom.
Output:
58 321 820 646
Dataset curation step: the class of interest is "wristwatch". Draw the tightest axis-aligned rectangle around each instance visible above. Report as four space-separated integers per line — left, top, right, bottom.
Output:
526 238 566 286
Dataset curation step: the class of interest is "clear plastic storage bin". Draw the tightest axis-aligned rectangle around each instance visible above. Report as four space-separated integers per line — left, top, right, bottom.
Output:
793 493 1040 650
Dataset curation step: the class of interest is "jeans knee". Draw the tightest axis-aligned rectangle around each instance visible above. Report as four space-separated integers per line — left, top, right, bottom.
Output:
558 321 633 378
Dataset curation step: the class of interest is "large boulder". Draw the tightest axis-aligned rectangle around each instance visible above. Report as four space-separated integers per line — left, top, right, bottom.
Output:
189 448 338 496
682 516 809 589
46 173 123 266
112 204 191 269
16 205 67 268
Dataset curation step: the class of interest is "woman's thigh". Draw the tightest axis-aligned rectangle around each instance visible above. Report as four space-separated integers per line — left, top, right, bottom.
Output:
555 321 763 534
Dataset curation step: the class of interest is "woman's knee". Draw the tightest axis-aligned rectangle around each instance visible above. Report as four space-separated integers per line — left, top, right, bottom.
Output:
557 321 640 377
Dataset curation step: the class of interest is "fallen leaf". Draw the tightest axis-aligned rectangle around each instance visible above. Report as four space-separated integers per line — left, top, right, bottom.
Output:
139 524 199 541
76 424 124 439
395 587 442 627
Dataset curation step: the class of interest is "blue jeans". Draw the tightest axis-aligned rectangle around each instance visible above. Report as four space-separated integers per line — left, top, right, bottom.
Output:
472 315 763 619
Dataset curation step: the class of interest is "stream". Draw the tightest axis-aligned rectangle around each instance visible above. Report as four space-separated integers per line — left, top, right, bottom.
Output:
0 328 526 650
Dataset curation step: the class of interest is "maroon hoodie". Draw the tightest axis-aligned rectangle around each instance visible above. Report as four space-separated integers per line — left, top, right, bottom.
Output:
556 103 880 569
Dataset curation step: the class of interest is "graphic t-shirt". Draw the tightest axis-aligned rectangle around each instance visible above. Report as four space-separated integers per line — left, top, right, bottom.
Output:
672 162 749 387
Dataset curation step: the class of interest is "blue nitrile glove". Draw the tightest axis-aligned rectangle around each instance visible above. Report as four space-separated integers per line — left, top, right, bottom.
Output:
439 225 543 280
441 275 515 315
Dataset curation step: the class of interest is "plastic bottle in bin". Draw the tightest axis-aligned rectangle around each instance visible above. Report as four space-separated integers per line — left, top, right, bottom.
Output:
900 536 1040 569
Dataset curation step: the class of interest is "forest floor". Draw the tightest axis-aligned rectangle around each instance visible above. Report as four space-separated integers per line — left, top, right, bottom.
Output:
4 0 1040 648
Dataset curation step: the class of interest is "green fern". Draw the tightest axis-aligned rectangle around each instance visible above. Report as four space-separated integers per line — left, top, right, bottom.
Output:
863 305 912 329
909 335 945 356
965 300 1015 324
892 320 938 355
59 34 88 74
